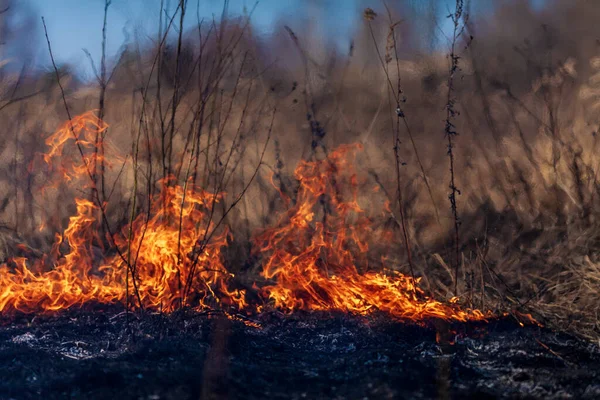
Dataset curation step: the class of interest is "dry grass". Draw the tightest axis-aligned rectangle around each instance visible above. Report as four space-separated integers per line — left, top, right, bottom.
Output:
0 0 599 340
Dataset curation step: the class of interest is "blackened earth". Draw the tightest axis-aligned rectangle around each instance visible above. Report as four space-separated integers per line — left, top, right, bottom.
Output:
0 307 598 400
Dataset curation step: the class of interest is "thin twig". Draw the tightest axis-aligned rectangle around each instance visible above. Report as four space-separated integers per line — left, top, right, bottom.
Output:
443 1 465 296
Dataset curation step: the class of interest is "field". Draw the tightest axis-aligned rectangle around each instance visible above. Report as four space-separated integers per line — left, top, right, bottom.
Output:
0 0 599 398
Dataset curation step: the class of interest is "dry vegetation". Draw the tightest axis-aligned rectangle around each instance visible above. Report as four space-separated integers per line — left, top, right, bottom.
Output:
0 0 599 341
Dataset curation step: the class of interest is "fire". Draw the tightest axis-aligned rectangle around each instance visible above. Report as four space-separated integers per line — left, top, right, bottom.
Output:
0 113 243 314
43 111 109 184
0 199 120 312
256 143 487 322
0 111 490 325
0 181 244 314
108 179 246 312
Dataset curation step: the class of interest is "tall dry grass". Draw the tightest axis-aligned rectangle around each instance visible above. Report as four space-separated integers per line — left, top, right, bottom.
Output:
0 0 598 340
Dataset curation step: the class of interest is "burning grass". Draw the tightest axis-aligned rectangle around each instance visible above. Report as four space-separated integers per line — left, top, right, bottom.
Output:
2 2 600 398
256 143 486 322
1 112 243 315
0 116 488 326
0 0 598 346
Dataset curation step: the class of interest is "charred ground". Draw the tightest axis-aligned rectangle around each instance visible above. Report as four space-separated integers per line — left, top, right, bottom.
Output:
0 309 598 400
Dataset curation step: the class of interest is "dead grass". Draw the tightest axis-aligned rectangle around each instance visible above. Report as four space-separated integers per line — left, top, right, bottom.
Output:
0 0 599 340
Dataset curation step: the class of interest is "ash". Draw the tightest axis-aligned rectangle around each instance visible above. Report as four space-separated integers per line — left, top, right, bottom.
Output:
0 309 598 400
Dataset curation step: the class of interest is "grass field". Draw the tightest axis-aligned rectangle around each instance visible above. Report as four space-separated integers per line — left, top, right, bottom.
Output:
0 0 598 342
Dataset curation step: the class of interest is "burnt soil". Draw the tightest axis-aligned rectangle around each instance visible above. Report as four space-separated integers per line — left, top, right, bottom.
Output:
0 307 599 400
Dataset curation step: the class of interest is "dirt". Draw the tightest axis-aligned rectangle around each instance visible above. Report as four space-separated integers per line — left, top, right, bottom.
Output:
0 308 598 400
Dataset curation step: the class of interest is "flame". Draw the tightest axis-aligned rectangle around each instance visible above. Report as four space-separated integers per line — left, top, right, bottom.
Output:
0 113 242 314
255 143 487 322
0 112 492 326
0 183 243 313
108 178 246 312
43 111 108 185
0 199 119 312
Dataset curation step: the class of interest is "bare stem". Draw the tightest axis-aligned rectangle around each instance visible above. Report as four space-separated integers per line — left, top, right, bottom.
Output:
444 0 465 296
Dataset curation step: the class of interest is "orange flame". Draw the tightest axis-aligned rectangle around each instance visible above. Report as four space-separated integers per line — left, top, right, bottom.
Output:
0 112 492 326
0 183 243 313
0 113 242 315
108 178 246 312
1 199 119 312
255 144 487 322
43 111 108 185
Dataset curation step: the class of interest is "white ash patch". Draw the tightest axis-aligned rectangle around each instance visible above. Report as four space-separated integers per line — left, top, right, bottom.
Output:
11 332 37 344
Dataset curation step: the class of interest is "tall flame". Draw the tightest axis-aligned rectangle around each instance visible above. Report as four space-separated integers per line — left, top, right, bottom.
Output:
256 144 487 322
1 113 243 314
0 199 120 312
0 183 244 313
109 179 246 312
0 112 488 324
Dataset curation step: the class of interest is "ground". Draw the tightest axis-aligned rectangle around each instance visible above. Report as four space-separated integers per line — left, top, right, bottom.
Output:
0 308 599 400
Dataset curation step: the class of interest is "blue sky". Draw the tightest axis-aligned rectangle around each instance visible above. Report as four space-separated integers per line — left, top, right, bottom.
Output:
23 0 548 78
27 0 360 77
